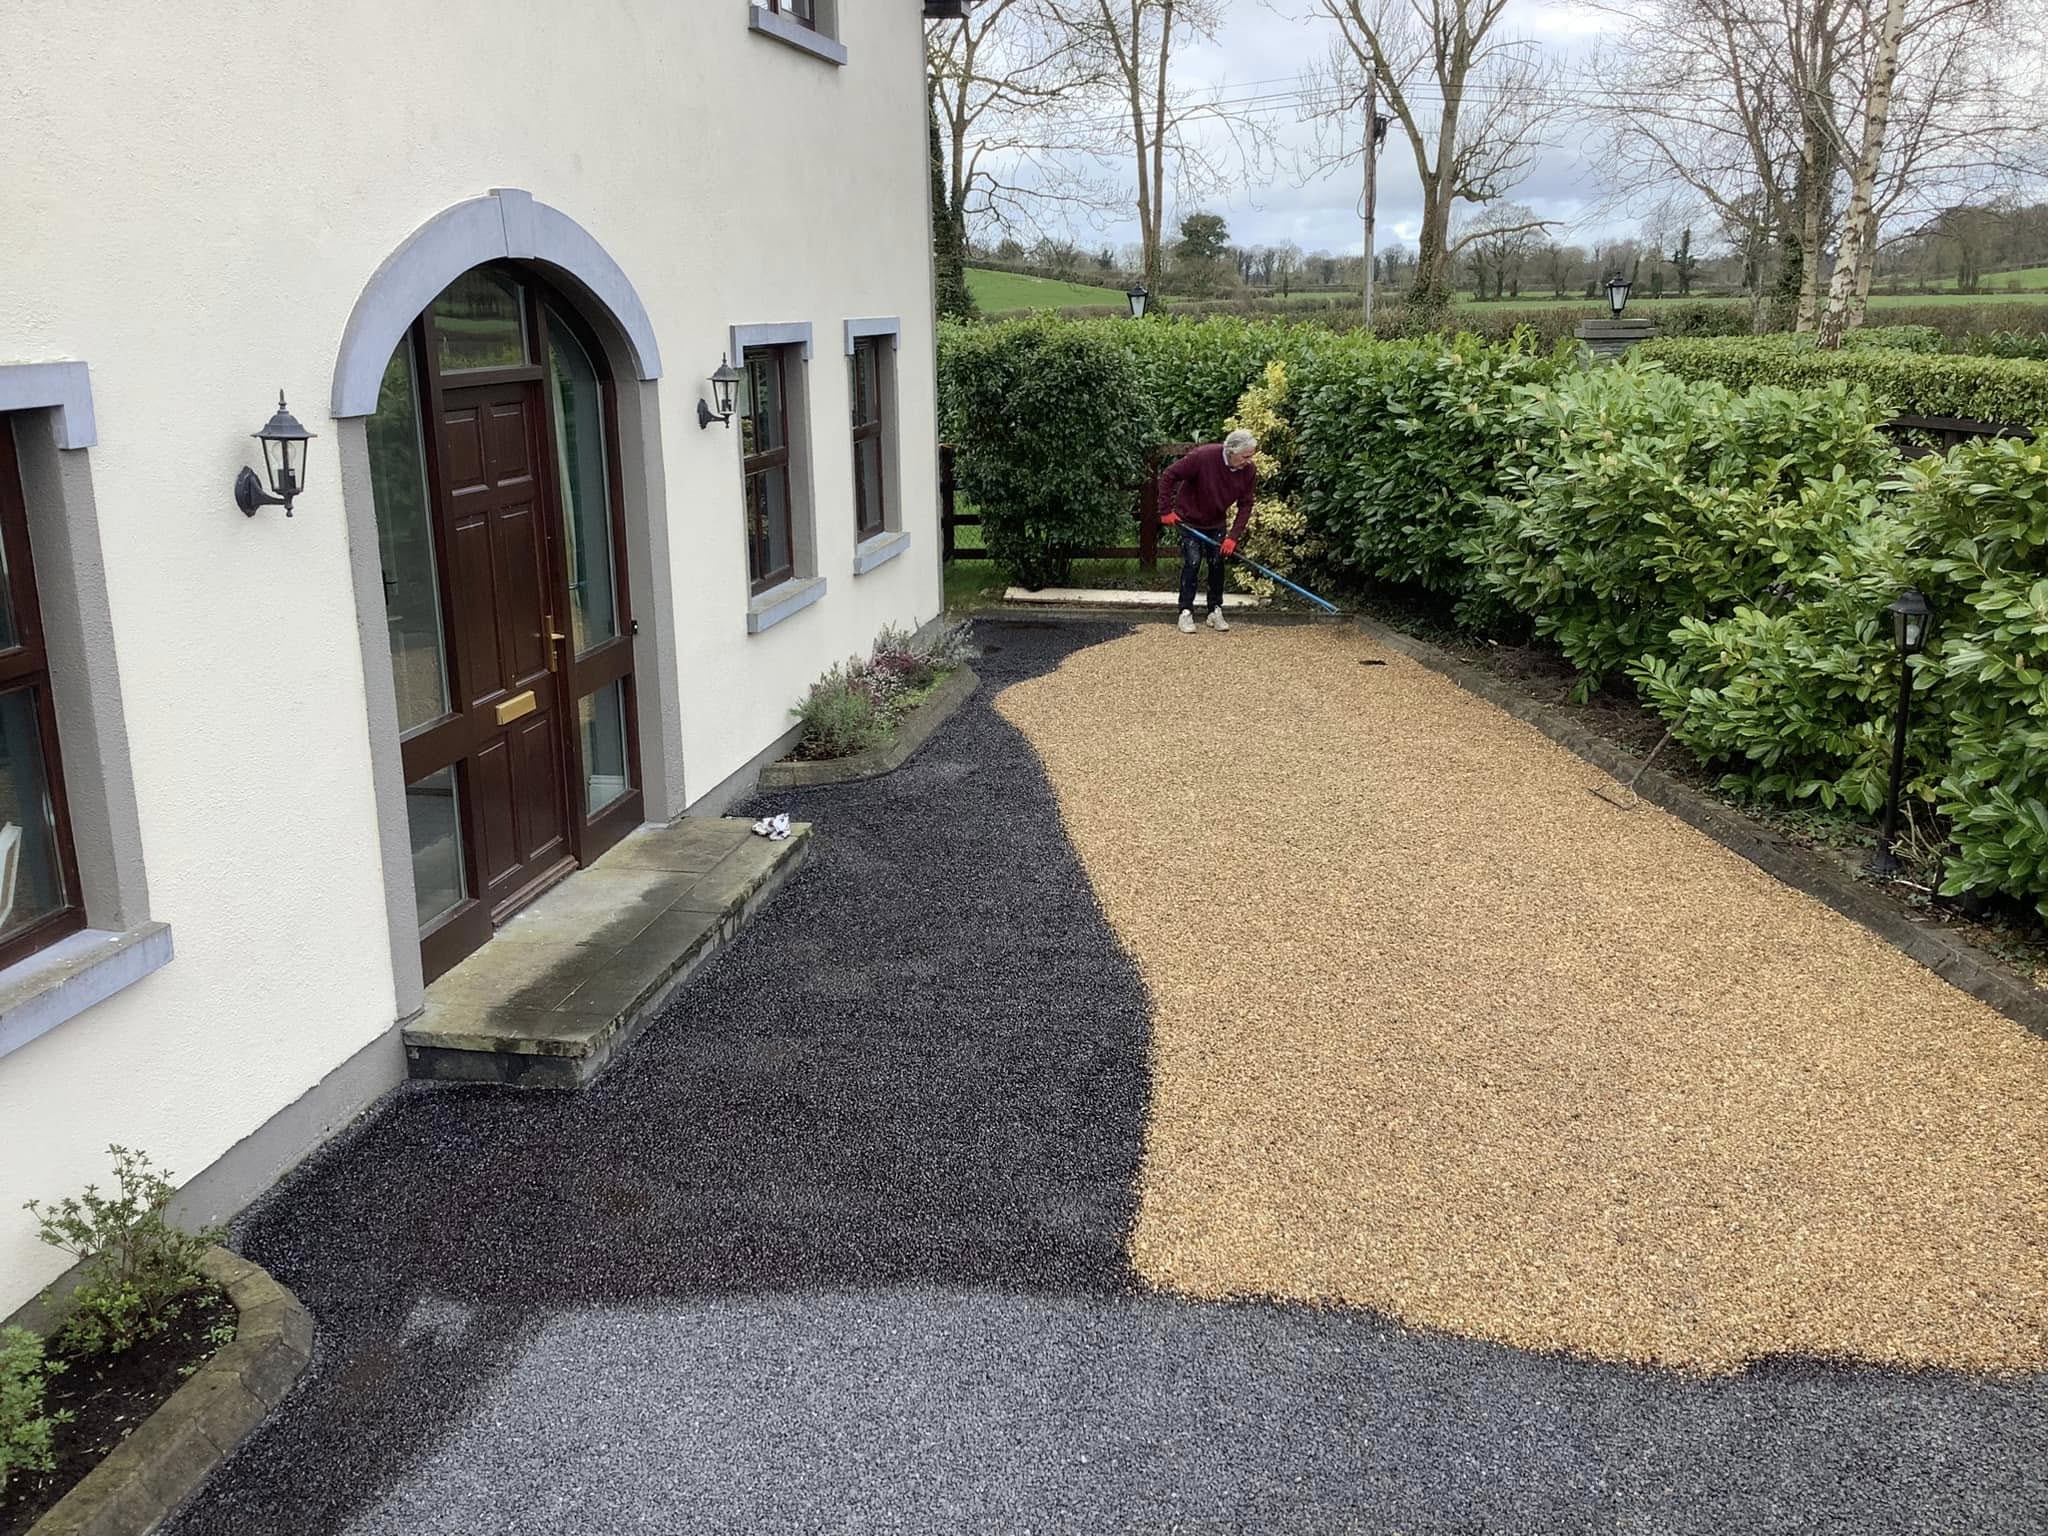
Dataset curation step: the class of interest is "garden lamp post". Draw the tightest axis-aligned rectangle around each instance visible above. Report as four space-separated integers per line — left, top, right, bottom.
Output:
1872 586 1932 877
1604 272 1633 317
1125 283 1149 320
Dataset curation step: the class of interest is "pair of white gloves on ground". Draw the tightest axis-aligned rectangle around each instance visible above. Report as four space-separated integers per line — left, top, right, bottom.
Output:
751 813 793 841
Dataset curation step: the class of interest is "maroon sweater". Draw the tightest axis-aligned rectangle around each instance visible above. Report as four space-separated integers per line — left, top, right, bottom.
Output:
1160 443 1256 542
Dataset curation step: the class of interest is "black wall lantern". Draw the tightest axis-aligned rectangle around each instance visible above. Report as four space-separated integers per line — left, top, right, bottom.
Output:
1126 284 1150 320
1871 586 1932 877
1604 272 1633 317
698 355 743 429
235 392 314 516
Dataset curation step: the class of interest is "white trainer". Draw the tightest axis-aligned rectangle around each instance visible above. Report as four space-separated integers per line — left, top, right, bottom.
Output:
1206 610 1231 632
1177 610 1197 634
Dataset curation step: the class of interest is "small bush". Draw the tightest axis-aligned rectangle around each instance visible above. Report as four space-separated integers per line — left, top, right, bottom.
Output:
792 622 974 760
938 318 1155 587
794 667 891 759
1221 360 1334 604
27 1146 221 1359
0 1326 66 1498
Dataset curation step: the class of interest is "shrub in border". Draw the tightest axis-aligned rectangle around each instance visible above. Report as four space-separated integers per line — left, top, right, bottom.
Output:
938 317 1156 587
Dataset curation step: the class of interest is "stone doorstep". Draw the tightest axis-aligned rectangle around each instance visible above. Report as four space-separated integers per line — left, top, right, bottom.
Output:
26 1247 312 1536
403 819 813 1089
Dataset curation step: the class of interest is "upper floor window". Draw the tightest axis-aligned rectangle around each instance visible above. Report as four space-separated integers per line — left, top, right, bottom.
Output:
0 424 83 968
749 0 843 62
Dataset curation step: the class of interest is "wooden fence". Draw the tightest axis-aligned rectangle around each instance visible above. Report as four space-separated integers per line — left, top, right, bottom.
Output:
940 416 2031 566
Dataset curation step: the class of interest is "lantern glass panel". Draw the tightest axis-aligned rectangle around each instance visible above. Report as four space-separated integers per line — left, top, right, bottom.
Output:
262 434 287 494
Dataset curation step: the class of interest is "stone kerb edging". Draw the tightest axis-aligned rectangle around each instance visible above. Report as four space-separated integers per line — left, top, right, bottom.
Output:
29 1247 313 1536
757 666 980 790
1356 615 2048 1042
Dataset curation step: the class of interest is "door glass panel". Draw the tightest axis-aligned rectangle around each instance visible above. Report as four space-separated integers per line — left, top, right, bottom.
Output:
368 346 451 736
578 682 631 816
432 269 528 374
406 766 466 931
0 530 18 652
544 309 620 655
0 687 68 942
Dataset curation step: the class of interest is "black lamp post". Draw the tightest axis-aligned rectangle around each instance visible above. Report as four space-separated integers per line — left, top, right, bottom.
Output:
234 392 314 516
698 355 743 429
1126 283 1149 320
1872 586 1932 877
1604 272 1633 317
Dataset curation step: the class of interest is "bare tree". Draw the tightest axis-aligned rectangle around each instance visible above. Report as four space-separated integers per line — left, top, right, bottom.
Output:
1457 201 1550 300
1590 0 2044 332
926 0 1117 243
1067 0 1277 294
1817 0 1908 343
1300 0 1560 313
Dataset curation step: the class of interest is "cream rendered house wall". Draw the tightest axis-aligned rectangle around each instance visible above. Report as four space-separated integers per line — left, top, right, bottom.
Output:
0 1 941 1314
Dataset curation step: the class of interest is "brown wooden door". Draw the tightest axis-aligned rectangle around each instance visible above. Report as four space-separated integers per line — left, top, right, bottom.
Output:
437 380 573 918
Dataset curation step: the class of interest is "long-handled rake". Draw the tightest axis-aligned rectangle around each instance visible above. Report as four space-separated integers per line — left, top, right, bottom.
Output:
1174 522 1343 615
1589 726 1676 811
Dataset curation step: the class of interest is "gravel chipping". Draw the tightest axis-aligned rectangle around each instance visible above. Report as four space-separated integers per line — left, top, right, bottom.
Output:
154 622 2046 1534
994 622 2048 1375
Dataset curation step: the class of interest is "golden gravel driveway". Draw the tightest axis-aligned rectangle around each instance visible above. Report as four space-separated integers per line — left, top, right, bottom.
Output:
994 622 2048 1374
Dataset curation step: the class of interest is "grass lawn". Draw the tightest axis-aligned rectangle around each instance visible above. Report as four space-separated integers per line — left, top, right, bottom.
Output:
968 268 1130 313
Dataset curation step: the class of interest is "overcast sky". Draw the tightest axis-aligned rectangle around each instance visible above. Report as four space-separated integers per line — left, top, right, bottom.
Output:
1044 0 1638 259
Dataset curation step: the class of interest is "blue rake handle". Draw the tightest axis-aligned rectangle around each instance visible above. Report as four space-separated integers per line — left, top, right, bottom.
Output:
1173 522 1342 615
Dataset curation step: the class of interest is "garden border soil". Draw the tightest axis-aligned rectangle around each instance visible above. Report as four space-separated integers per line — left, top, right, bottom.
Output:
1354 614 2048 1042
756 666 980 789
27 1248 311 1536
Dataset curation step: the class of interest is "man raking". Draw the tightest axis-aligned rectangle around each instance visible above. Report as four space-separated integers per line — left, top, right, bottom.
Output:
1159 428 1257 634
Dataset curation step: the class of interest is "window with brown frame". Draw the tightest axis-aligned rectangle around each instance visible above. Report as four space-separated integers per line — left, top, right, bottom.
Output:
766 0 817 27
0 423 84 969
849 337 888 541
741 347 797 593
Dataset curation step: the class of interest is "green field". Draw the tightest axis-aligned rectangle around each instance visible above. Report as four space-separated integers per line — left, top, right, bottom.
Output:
968 268 1130 313
1872 266 2048 295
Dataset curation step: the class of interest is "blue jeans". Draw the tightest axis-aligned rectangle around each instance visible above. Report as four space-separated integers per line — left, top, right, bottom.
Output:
1178 528 1226 615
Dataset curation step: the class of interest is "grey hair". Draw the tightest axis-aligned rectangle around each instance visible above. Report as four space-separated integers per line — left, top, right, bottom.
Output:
1223 429 1258 457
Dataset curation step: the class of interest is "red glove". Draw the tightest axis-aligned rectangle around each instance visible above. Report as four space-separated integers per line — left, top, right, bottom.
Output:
1160 512 1180 527
1220 538 1238 556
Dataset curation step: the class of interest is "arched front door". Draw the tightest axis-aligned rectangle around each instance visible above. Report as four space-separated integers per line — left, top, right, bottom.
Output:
367 264 641 982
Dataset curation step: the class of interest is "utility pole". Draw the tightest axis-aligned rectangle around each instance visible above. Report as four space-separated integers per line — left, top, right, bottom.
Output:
1362 66 1378 324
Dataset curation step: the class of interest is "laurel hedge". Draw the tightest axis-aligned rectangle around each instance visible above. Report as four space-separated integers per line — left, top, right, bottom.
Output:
1636 336 2048 425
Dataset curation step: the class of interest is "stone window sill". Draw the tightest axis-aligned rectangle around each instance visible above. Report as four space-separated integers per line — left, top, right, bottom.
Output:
747 575 828 634
748 6 847 65
852 529 911 575
0 922 173 1062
